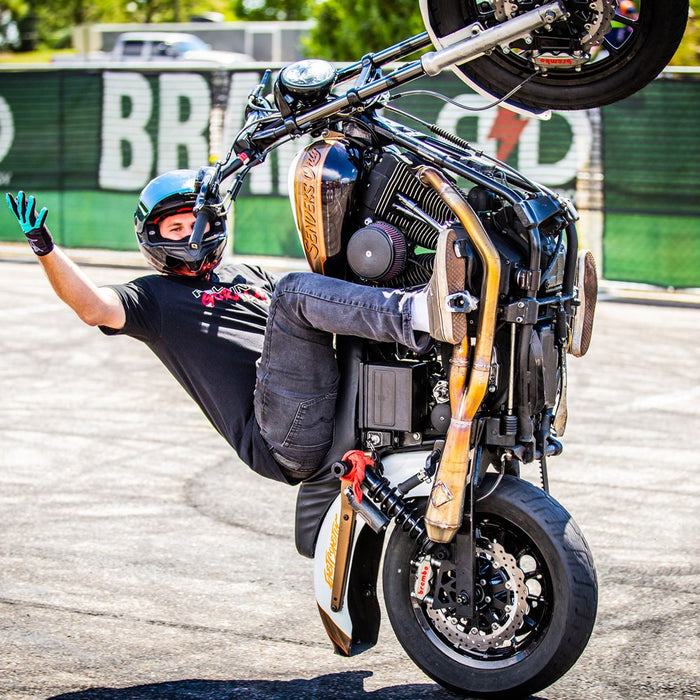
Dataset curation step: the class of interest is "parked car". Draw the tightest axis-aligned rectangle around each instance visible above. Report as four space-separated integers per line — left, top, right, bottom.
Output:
110 32 252 64
53 32 253 67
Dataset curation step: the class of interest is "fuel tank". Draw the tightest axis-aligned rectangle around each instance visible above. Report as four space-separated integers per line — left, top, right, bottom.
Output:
289 136 359 278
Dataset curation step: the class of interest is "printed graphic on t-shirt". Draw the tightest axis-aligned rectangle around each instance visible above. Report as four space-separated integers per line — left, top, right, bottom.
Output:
191 283 268 308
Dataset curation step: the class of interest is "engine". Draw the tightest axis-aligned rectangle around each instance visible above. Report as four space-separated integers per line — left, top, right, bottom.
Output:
342 147 570 462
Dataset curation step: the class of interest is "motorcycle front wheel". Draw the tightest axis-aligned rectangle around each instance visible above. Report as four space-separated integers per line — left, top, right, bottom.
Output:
382 475 597 698
422 0 689 110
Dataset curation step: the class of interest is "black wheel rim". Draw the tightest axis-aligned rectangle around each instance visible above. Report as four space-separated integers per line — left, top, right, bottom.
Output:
409 513 553 667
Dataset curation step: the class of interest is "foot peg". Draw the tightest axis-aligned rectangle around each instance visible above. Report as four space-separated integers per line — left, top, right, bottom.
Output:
446 291 478 313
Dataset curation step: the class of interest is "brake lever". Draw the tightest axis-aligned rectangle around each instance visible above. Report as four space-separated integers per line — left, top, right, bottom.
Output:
190 166 221 251
189 209 210 252
250 69 272 107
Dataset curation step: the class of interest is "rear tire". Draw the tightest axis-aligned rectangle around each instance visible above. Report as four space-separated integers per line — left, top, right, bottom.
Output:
422 0 689 110
382 475 597 698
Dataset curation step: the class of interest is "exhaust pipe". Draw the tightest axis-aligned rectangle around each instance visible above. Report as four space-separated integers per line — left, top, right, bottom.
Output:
418 167 501 543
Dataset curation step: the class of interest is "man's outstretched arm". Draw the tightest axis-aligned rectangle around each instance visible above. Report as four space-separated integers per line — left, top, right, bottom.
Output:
7 191 126 330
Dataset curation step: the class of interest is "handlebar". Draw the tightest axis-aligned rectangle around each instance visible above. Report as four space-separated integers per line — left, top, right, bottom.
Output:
334 32 433 84
194 2 565 211
247 2 564 150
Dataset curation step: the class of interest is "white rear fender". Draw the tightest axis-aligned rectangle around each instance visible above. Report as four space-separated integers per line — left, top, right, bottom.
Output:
313 450 432 655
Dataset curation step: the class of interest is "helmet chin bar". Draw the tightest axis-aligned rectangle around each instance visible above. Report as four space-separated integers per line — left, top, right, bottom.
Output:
139 221 227 277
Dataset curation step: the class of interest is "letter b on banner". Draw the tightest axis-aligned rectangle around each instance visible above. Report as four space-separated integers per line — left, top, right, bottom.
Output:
99 73 153 191
157 74 210 173
99 72 211 191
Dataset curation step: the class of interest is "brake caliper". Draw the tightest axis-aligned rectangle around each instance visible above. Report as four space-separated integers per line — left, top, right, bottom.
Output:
492 0 618 69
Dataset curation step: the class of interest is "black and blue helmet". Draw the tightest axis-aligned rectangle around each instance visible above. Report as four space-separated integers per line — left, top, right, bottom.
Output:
134 169 227 277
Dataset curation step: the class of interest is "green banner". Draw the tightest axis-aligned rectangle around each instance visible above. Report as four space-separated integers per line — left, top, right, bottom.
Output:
0 66 698 287
602 74 700 287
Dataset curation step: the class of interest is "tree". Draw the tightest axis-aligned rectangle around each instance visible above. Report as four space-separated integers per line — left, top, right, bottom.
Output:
669 0 700 66
2 0 234 50
307 0 424 61
231 0 310 21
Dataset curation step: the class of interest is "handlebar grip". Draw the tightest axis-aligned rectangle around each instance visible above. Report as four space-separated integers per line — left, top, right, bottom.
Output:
221 153 250 179
189 209 210 251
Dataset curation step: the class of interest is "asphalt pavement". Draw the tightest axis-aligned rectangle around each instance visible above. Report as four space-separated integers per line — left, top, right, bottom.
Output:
0 256 698 700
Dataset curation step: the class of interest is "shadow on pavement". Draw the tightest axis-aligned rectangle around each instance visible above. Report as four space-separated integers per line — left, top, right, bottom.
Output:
48 671 546 699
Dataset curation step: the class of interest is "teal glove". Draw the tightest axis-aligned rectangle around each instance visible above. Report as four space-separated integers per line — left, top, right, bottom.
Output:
6 191 54 256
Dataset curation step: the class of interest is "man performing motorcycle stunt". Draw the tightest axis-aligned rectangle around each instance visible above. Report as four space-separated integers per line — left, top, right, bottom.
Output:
6 173 468 484
6 1 689 695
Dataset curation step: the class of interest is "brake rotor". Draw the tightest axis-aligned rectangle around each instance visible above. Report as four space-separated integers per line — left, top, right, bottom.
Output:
417 540 528 653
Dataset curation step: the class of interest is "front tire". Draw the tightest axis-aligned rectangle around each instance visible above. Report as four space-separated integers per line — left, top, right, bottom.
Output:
382 475 597 698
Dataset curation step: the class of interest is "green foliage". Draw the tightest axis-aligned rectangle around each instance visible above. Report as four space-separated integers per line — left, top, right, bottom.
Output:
307 0 424 61
231 0 310 21
670 0 700 66
124 0 233 23
2 0 234 50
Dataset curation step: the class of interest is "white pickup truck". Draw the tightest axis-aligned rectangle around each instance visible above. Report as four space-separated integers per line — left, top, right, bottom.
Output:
54 32 253 67
110 32 252 64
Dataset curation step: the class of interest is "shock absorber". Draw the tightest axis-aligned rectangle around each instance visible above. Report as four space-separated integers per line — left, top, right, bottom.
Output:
332 456 435 547
363 466 431 547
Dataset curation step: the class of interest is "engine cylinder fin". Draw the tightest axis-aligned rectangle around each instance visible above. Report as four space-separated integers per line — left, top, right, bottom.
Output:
389 253 434 289
361 154 454 250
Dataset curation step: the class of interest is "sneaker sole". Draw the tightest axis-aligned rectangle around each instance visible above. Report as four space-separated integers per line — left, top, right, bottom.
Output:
570 249 597 357
434 230 466 344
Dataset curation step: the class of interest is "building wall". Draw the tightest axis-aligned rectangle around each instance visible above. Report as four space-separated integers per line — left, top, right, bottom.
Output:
74 21 314 63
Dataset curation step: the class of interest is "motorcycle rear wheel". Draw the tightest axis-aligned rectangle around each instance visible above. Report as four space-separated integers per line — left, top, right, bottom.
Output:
422 0 689 110
382 475 597 698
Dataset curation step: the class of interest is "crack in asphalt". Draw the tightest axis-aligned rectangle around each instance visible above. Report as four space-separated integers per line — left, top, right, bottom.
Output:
0 597 328 648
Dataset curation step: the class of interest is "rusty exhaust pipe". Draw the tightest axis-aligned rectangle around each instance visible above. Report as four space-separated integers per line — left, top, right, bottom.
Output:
418 166 501 543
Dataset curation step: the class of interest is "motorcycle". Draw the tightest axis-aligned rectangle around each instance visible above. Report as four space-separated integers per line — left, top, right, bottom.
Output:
189 2 688 696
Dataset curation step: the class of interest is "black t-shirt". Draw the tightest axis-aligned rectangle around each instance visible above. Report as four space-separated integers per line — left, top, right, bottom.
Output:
101 263 289 483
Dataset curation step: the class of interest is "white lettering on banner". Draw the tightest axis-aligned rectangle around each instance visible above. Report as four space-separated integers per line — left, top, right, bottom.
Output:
157 74 210 173
99 72 154 191
0 96 15 163
518 112 592 184
222 72 273 194
222 72 260 155
436 94 593 187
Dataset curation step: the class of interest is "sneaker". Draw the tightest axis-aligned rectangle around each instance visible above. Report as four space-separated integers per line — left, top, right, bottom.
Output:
425 229 467 344
570 249 597 357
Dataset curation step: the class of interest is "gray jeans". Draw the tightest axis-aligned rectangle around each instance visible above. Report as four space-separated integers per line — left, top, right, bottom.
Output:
254 272 429 479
